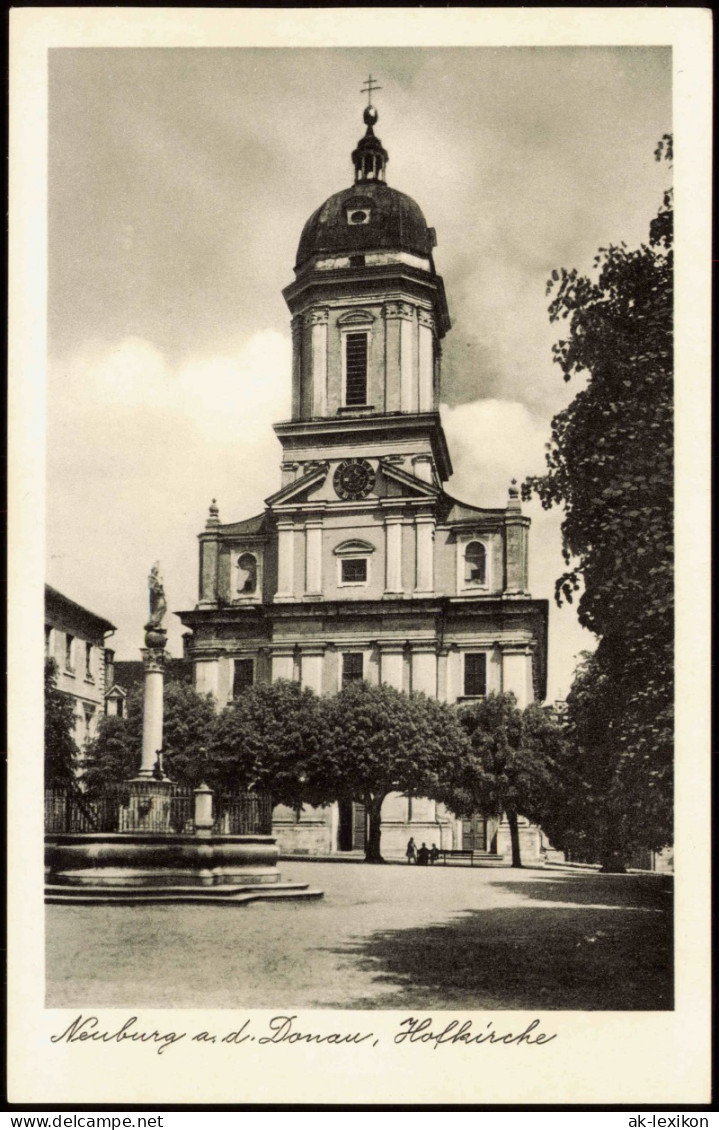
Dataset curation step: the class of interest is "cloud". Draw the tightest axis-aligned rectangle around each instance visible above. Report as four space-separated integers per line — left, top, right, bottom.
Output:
441 398 549 506
46 332 291 659
441 397 595 699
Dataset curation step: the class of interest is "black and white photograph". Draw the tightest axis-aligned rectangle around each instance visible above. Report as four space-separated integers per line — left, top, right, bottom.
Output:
8 6 711 1109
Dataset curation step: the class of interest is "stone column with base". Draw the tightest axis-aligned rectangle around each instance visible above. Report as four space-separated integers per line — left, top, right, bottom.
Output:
123 564 173 832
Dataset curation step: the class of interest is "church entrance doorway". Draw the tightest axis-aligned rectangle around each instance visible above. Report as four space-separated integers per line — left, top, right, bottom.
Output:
338 801 367 851
461 813 487 852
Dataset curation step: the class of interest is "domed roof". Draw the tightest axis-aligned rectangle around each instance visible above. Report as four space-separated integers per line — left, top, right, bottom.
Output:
295 180 435 270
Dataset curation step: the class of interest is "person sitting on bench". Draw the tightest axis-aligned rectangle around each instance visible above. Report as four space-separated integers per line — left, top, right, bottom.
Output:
417 843 430 866
429 843 440 864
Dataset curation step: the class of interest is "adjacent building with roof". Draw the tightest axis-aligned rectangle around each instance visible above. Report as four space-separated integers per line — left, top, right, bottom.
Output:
178 101 548 859
44 584 117 751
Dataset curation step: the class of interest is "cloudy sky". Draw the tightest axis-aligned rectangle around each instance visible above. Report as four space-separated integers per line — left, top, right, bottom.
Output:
46 46 671 699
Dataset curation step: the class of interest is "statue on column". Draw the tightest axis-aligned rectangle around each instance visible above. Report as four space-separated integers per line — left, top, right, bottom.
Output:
145 562 168 648
148 562 167 626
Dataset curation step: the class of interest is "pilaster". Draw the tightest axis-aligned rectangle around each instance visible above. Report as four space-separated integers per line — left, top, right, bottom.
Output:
291 314 303 419
414 512 435 595
436 648 449 702
308 307 329 418
505 482 529 594
382 505 404 594
194 655 220 700
398 302 416 412
199 501 221 607
378 640 406 690
410 642 437 697
305 517 324 596
272 645 296 682
501 644 534 708
383 302 402 412
417 309 434 412
300 645 325 694
275 519 295 600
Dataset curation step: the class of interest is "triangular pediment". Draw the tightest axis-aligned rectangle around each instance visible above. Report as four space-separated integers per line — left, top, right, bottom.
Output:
265 463 329 508
104 684 128 700
378 459 440 499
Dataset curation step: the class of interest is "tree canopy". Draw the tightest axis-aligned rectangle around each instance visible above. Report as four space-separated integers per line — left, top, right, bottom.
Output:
210 680 327 808
537 652 634 870
83 681 217 793
44 658 79 786
319 681 472 862
524 136 673 864
452 692 565 867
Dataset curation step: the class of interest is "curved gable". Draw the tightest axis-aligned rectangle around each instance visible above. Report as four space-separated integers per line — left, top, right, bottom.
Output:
333 538 376 556
337 309 374 325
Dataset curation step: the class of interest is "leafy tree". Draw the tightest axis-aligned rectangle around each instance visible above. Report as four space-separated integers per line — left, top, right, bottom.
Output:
161 682 218 786
319 681 472 863
83 681 217 793
44 658 79 786
539 651 663 872
210 680 327 808
452 692 564 867
523 136 673 866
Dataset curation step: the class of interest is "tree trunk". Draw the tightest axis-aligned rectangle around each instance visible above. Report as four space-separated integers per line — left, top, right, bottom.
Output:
507 807 522 868
599 848 627 874
598 819 627 873
364 795 385 863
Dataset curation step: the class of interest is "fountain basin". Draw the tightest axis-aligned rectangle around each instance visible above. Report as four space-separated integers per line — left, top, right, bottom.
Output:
46 833 281 888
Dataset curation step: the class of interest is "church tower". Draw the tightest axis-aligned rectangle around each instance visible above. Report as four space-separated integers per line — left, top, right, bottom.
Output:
279 101 450 485
179 89 548 860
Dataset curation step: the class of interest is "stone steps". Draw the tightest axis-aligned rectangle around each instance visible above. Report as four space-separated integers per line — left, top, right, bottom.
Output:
45 881 324 906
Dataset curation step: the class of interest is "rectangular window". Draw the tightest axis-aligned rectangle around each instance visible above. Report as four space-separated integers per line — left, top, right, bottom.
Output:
44 625 52 658
233 658 254 698
85 642 93 680
464 653 487 698
341 558 367 584
345 333 368 406
83 703 96 739
65 634 75 673
342 652 364 687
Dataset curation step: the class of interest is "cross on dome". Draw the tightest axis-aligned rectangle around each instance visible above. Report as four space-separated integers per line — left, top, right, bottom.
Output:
361 73 382 107
353 74 388 183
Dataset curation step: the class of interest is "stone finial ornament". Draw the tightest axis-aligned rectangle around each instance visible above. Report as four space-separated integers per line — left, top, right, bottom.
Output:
507 479 522 512
206 498 221 529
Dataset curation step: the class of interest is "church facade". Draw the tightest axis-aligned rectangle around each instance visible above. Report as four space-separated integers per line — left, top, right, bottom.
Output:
178 102 548 860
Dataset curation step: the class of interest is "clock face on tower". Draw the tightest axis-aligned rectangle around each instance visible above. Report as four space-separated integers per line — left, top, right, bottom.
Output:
333 458 376 501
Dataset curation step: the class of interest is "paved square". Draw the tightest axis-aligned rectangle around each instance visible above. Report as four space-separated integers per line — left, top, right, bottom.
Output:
46 863 673 1010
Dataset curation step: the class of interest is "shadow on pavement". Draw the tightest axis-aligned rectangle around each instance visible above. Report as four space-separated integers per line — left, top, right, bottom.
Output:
488 871 674 910
328 876 673 1011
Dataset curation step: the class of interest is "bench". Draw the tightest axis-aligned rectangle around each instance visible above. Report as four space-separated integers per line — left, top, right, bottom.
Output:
437 849 478 866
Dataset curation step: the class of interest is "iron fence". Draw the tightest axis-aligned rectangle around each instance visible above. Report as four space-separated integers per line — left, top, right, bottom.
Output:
213 793 273 835
45 786 272 836
45 786 128 833
45 783 195 834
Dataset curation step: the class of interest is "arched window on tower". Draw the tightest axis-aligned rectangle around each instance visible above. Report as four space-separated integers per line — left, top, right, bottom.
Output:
237 553 257 595
464 541 487 586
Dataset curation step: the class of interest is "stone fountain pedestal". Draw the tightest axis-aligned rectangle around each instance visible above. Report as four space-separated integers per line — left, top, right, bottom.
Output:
45 830 322 905
44 574 323 906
